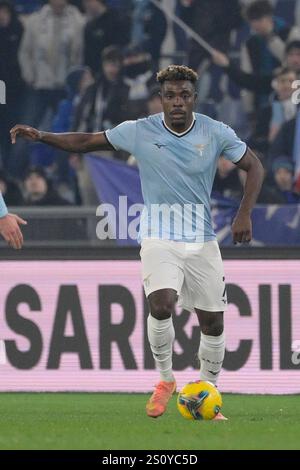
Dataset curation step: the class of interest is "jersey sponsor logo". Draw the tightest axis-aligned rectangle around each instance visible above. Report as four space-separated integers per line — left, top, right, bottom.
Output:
154 143 167 149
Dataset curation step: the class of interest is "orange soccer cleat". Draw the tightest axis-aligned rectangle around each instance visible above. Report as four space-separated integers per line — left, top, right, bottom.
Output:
146 381 177 418
213 411 228 421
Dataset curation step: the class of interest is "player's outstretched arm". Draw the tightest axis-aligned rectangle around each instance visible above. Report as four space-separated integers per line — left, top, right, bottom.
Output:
10 125 113 153
231 148 264 244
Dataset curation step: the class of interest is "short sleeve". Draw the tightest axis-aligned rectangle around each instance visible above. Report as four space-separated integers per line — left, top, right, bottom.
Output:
105 120 137 154
0 192 8 218
219 122 247 163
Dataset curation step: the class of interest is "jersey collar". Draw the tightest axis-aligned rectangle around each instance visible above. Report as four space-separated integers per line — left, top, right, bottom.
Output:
162 112 196 137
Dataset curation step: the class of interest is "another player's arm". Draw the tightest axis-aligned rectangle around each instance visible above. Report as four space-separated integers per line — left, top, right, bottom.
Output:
232 148 264 244
211 49 272 94
10 125 113 153
0 192 27 249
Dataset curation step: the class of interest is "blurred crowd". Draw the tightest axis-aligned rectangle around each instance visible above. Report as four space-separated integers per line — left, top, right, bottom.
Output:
0 0 300 206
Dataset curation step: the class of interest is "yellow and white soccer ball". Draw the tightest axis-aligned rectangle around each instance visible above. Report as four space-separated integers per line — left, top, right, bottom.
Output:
177 380 222 420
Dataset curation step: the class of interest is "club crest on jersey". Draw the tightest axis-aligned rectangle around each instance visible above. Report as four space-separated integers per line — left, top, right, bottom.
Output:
195 144 207 156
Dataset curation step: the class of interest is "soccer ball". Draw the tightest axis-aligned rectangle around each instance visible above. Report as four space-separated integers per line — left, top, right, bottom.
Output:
177 380 222 420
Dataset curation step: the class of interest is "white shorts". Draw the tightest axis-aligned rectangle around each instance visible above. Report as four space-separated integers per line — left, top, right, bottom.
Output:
140 239 227 312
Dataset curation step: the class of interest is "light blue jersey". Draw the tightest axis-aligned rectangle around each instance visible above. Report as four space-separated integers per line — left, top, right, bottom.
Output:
0 192 8 218
105 112 246 242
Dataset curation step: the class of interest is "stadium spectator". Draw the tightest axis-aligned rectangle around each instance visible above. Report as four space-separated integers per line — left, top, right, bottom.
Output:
47 66 94 200
265 66 297 141
23 166 71 205
268 115 297 165
106 0 132 11
81 0 98 19
70 0 84 11
131 0 167 68
173 0 189 57
18 0 84 129
74 46 128 133
177 0 242 70
8 0 85 179
285 39 300 73
248 66 297 152
83 0 130 76
269 104 300 187
53 67 94 135
232 148 288 204
0 170 24 206
212 158 243 200
123 45 156 119
71 46 129 203
271 156 300 202
131 0 150 45
296 0 300 26
14 0 45 14
240 0 300 109
147 85 163 115
211 40 300 94
274 0 299 27
0 0 25 170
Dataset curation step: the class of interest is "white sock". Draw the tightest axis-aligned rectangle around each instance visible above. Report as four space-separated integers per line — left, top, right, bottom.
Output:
198 332 225 385
147 314 175 382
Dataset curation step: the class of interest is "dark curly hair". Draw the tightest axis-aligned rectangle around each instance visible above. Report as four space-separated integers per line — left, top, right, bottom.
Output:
245 0 273 21
157 65 198 86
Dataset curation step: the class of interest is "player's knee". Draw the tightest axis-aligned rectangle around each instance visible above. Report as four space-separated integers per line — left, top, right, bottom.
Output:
201 313 224 336
150 303 174 319
149 299 175 320
148 290 177 320
202 324 223 336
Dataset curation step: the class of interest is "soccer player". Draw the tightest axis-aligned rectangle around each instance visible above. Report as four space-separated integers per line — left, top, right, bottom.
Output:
10 65 264 419
0 192 27 249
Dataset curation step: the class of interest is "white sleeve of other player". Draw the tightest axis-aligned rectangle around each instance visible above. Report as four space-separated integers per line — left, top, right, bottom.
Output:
0 192 8 218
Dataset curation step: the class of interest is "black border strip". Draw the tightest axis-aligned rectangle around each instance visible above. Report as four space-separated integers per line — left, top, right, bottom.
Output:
103 131 117 150
0 450 298 464
234 145 248 165
162 119 196 137
0 246 300 260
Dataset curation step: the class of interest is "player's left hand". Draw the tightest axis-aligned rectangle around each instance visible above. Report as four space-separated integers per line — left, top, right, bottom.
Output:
231 212 252 244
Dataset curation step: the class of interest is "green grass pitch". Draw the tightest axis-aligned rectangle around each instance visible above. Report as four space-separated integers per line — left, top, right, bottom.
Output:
0 393 299 450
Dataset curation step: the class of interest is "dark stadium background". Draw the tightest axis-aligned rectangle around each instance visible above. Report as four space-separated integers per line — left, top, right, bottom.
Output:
0 0 299 451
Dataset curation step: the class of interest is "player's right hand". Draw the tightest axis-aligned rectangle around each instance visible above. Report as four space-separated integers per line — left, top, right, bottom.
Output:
10 125 41 144
231 212 252 244
0 213 27 249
